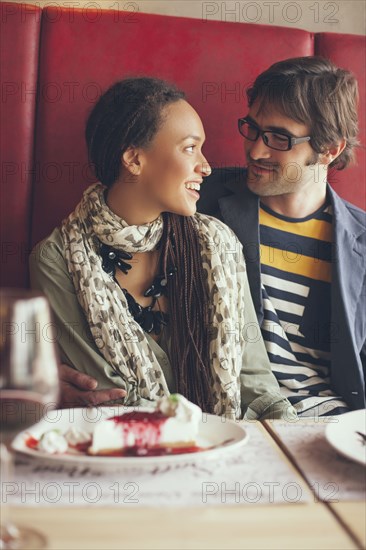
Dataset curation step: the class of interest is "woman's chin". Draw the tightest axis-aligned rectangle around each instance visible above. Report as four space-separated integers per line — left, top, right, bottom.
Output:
167 203 197 218
179 206 197 217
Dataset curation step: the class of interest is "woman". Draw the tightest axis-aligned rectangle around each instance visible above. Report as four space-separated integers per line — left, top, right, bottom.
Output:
30 77 296 420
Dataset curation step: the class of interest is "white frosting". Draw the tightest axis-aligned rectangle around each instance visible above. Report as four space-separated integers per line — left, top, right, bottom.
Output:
64 427 91 447
157 394 202 423
37 430 68 454
159 395 201 445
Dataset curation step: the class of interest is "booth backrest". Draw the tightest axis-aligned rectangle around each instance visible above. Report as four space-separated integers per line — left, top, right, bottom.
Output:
1 2 41 287
30 8 313 247
1 2 365 288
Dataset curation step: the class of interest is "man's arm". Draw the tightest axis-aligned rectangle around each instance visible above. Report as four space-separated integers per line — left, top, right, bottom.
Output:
58 364 126 408
240 270 297 420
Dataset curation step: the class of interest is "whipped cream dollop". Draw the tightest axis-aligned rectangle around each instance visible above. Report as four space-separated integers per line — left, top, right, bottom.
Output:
157 394 202 423
37 430 68 454
64 427 91 447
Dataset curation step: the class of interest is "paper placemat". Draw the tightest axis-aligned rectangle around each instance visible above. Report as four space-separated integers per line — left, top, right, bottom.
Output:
267 420 366 502
3 423 310 508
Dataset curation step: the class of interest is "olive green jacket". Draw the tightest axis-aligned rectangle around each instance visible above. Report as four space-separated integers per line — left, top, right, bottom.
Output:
30 227 297 421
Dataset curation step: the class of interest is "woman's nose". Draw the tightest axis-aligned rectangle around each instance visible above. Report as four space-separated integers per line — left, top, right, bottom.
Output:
198 155 212 177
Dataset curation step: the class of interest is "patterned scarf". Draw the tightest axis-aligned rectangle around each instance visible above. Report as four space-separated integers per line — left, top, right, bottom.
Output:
61 183 247 418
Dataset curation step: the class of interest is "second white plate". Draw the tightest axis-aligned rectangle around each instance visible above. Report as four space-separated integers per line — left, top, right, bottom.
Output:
325 409 366 467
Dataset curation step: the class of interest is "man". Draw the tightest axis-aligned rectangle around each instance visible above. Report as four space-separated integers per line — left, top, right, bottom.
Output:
198 56 365 415
59 56 365 415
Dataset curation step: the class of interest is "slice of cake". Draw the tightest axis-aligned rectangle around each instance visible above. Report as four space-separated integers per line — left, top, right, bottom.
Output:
88 394 202 456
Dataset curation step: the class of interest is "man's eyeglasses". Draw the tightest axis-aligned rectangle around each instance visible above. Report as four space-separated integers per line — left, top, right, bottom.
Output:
238 117 311 152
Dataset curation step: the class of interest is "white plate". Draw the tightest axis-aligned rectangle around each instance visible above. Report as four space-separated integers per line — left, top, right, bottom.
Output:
11 406 249 469
325 409 366 467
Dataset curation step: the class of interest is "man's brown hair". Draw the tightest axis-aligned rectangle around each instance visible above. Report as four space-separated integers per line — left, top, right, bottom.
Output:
246 56 359 169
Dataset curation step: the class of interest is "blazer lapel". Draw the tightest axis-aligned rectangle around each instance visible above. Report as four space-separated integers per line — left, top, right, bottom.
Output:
218 180 264 323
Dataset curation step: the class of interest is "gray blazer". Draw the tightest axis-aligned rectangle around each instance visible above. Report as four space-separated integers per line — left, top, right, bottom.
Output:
198 168 366 410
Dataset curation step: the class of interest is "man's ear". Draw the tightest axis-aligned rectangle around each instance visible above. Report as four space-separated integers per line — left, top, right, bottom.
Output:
319 139 347 166
122 147 142 175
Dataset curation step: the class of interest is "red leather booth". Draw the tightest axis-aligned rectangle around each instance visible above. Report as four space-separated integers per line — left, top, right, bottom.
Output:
1 2 365 288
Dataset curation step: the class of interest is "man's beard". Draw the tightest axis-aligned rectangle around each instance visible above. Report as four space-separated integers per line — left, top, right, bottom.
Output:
245 150 320 197
305 150 320 166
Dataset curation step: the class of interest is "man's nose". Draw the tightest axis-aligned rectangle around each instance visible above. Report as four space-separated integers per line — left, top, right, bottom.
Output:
246 136 272 160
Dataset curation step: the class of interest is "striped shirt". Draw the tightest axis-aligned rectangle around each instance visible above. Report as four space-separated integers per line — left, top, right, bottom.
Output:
259 202 349 417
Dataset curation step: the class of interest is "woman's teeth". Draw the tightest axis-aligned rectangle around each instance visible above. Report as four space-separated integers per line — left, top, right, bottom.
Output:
185 182 200 191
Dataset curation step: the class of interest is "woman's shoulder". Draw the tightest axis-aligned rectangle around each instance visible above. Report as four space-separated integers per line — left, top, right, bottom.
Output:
193 213 245 273
29 227 74 292
30 227 65 268
193 212 240 243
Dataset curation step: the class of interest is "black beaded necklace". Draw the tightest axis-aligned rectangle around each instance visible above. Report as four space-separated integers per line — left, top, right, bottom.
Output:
100 242 176 335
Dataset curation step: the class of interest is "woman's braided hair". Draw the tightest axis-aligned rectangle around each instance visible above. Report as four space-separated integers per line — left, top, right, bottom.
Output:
86 77 214 413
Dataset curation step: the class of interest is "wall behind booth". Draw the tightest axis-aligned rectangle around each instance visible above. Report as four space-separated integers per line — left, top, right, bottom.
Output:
3 0 366 35
1 1 365 289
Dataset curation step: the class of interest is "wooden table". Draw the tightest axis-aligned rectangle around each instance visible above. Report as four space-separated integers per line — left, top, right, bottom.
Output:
7 420 366 550
331 502 366 549
263 419 366 550
12 502 359 550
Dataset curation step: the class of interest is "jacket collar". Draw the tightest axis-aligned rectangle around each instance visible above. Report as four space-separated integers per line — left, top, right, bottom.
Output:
219 176 365 246
217 168 259 247
217 169 263 322
328 184 365 240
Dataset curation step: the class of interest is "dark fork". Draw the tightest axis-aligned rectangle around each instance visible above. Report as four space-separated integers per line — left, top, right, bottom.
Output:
355 431 366 445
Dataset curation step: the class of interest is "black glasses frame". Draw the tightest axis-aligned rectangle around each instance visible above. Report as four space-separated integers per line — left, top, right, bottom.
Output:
238 117 311 151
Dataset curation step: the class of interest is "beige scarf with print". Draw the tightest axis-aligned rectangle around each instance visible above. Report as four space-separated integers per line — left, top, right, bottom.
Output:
61 183 247 418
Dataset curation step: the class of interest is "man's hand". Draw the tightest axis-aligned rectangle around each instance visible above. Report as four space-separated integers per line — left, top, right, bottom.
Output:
58 363 126 408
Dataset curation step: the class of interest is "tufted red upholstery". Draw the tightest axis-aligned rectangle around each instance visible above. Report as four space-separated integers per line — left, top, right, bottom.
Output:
0 2 41 286
0 3 364 288
316 33 366 209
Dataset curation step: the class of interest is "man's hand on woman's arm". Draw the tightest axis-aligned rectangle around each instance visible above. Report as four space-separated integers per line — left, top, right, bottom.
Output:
58 364 126 408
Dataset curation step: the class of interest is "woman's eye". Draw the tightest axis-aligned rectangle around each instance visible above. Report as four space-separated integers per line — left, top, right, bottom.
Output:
185 145 195 153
